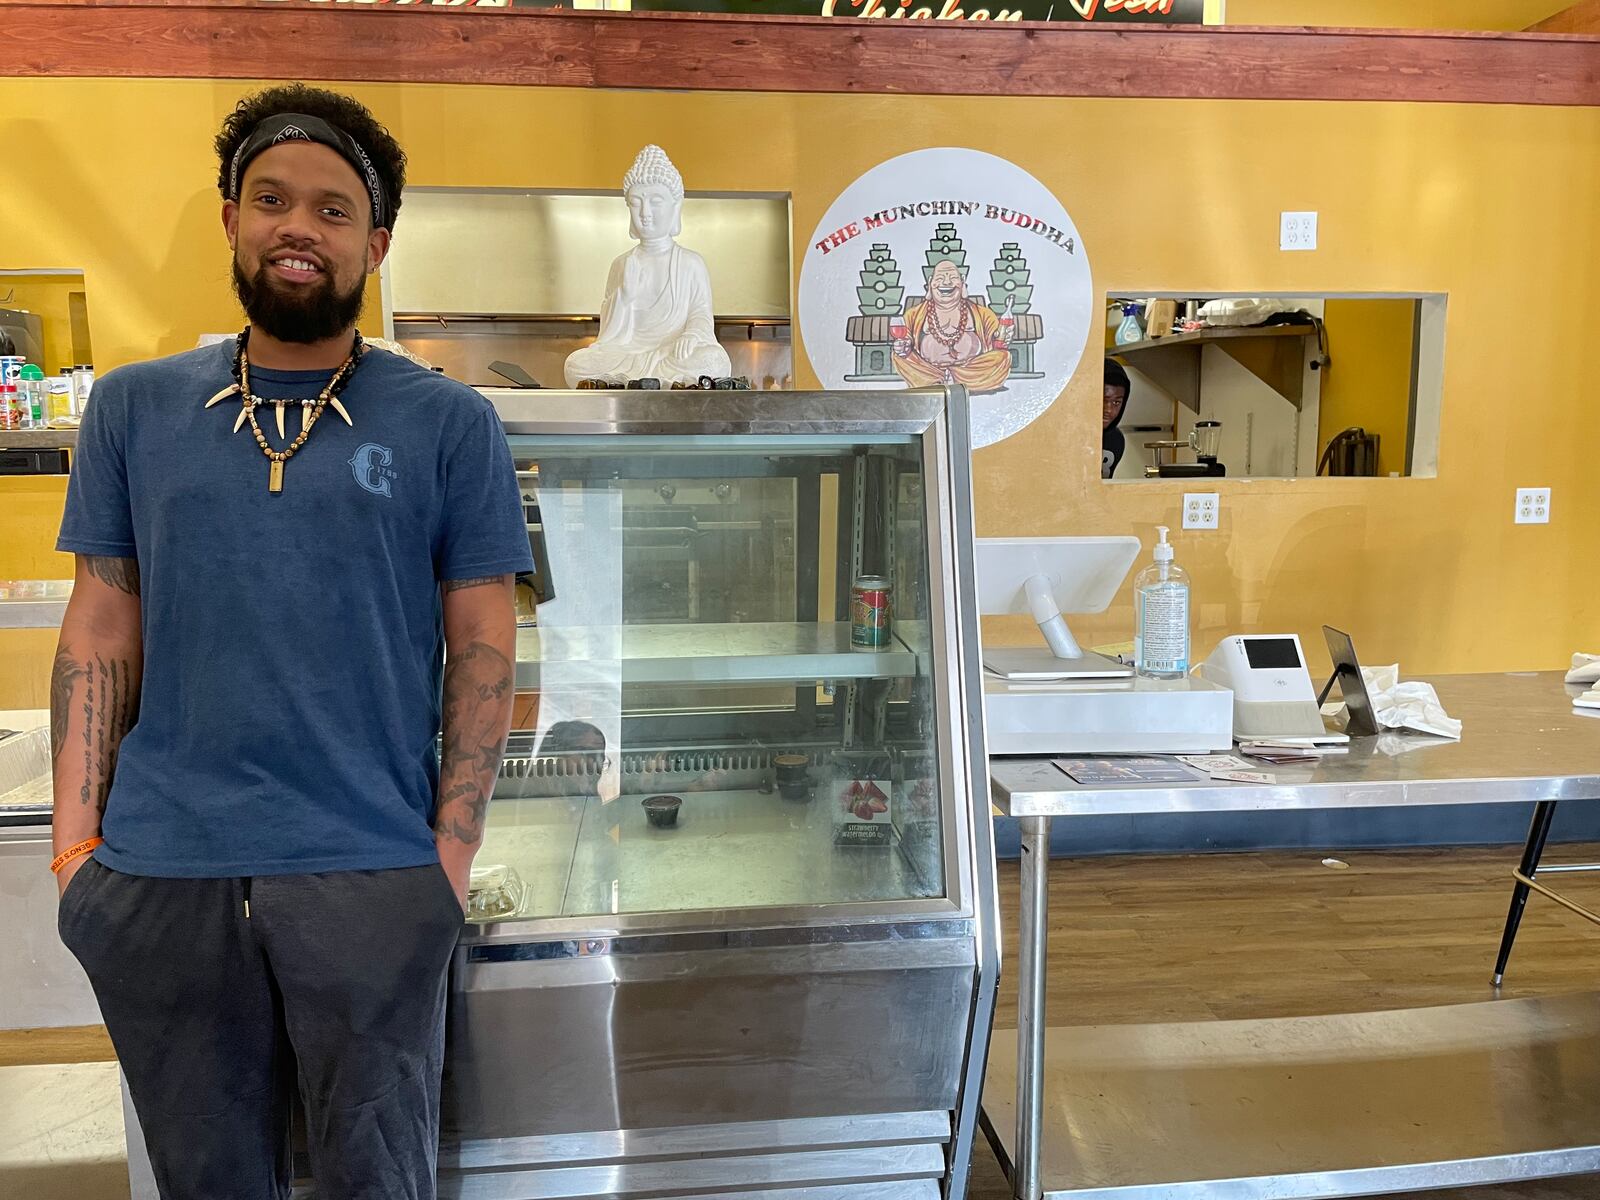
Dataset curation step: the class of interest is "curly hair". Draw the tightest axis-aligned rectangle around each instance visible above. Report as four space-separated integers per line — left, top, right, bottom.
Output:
214 84 407 229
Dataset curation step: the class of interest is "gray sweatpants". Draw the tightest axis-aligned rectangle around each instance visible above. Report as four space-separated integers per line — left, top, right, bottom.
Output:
58 858 464 1200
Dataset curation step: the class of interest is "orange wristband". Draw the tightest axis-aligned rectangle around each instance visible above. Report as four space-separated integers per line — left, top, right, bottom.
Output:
50 837 103 874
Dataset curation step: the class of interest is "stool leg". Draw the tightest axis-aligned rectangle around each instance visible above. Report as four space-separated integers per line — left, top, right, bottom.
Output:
1493 801 1558 986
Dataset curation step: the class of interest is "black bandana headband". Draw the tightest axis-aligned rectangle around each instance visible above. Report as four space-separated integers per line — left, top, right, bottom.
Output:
228 112 392 230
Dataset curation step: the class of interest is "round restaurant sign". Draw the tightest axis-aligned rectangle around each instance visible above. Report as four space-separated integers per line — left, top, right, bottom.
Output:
799 147 1093 449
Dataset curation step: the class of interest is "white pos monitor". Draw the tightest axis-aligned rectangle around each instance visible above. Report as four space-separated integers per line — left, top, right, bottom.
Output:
976 536 1142 680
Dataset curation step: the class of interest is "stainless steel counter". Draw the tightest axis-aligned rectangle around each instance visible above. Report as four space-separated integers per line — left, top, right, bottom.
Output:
984 671 1600 1200
992 672 1600 818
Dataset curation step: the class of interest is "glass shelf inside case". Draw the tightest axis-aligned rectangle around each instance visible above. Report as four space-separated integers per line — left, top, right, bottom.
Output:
475 432 948 922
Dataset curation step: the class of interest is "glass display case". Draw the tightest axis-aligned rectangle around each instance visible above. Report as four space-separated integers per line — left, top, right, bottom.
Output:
443 387 996 1200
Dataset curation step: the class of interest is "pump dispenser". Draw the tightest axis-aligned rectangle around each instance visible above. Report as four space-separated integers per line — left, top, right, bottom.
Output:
1133 525 1191 679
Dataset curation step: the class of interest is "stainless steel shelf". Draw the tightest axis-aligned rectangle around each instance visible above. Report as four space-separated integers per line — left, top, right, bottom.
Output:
983 993 1600 1199
516 621 919 687
479 787 940 924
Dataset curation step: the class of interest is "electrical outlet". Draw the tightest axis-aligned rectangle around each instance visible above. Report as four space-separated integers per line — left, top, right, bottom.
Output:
1515 487 1551 525
1280 211 1318 251
1183 492 1220 530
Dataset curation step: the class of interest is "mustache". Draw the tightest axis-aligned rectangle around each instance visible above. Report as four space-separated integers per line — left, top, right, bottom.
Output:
232 252 364 345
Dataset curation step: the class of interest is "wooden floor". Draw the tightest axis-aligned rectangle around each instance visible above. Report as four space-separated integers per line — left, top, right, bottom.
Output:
6 845 1599 1199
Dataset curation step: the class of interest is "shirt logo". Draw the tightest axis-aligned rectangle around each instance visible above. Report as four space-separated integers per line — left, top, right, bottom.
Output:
348 443 397 498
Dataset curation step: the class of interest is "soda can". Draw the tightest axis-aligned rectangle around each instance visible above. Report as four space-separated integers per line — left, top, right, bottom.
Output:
0 356 25 388
850 575 893 651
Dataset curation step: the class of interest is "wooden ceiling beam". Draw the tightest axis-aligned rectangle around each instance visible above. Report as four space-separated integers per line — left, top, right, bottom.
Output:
2 2 1597 106
1527 0 1600 34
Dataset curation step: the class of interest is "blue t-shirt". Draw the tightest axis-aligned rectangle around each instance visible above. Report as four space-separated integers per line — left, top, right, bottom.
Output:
57 341 534 877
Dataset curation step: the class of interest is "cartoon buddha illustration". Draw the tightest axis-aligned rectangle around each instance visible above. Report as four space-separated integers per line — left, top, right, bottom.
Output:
891 258 1013 393
563 145 732 388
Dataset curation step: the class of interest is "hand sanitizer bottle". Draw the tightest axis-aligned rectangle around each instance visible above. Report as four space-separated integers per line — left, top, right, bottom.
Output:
1134 526 1190 679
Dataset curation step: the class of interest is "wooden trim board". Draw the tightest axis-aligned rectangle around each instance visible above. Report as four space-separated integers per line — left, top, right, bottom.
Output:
3 3 1598 105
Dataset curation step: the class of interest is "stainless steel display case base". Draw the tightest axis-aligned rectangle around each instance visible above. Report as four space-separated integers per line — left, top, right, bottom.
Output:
981 992 1600 1199
440 1111 947 1199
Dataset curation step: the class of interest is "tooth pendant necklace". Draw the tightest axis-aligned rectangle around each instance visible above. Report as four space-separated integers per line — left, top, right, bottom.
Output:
207 327 364 494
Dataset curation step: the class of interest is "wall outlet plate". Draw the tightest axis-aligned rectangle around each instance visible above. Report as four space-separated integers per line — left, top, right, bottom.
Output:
1183 492 1220 530
1515 487 1551 524
1280 211 1318 251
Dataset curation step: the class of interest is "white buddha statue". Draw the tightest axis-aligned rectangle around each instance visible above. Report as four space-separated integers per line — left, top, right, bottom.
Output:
563 145 733 388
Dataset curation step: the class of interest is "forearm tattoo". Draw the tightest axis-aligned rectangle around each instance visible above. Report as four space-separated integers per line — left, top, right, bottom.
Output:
435 640 514 845
84 555 140 596
50 648 84 761
52 645 139 816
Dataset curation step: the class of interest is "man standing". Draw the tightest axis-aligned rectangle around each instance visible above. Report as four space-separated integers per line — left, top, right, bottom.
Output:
50 84 532 1199
1102 359 1131 478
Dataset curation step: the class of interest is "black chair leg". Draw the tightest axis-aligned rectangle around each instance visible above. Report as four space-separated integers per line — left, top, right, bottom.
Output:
1493 800 1558 986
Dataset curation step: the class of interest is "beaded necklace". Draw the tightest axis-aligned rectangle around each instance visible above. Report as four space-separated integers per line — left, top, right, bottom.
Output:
203 328 364 494
924 300 972 354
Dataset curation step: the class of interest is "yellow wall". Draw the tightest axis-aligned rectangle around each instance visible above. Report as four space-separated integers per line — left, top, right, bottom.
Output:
1315 298 1415 478
1225 0 1570 29
0 477 73 708
1 78 1598 706
0 273 90 375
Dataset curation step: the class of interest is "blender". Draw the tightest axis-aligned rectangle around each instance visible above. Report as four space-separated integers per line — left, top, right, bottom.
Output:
1143 420 1225 478
1190 420 1222 469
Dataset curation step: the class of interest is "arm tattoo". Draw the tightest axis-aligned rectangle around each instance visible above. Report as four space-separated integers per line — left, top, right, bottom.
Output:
50 648 84 761
435 639 514 845
443 575 510 593
53 644 139 816
84 555 140 597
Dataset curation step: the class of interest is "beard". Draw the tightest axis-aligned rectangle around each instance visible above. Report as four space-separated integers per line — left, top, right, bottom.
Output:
232 253 365 345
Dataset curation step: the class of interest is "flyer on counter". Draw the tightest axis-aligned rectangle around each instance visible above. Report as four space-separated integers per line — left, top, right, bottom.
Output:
1053 757 1199 785
1178 754 1254 774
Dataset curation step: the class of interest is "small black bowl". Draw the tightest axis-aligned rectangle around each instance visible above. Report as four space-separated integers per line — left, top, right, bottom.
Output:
774 753 812 801
643 795 682 828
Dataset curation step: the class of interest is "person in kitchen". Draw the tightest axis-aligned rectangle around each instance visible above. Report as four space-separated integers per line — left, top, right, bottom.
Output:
50 84 532 1200
1102 358 1131 479
891 257 1014 393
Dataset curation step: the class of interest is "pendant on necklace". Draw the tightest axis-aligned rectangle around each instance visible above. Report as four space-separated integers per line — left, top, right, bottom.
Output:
269 459 285 494
275 402 287 440
329 397 352 427
205 383 241 409
301 401 312 435
233 404 250 434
